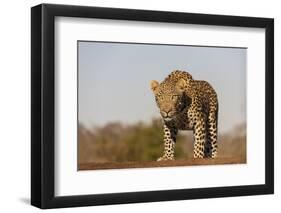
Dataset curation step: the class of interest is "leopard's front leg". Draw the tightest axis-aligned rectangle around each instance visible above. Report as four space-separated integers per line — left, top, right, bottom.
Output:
157 124 177 161
193 113 207 158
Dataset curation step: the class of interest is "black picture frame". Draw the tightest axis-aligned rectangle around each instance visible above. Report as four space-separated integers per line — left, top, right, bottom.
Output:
31 3 274 209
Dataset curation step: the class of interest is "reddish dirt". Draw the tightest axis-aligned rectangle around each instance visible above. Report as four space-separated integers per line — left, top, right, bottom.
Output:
78 157 246 171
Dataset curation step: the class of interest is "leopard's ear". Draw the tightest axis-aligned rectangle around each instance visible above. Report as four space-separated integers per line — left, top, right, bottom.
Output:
150 80 159 93
175 78 187 93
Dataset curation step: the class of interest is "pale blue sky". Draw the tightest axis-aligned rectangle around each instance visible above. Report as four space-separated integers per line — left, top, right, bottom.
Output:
78 41 246 133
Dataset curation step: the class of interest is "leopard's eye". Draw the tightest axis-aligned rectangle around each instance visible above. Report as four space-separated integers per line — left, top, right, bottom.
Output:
172 95 178 100
156 95 162 101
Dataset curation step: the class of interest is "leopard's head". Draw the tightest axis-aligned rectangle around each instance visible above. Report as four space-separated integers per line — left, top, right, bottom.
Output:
150 78 189 122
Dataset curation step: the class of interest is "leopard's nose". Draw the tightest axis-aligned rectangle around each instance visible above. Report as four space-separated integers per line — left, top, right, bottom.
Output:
167 111 174 117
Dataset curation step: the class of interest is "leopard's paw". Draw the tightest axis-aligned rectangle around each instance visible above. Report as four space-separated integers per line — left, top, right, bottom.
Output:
157 155 175 161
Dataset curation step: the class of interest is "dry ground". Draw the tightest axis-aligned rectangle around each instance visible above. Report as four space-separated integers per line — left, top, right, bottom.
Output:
78 157 246 170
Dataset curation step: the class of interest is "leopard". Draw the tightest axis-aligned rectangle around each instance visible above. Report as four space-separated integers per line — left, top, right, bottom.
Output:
150 70 218 161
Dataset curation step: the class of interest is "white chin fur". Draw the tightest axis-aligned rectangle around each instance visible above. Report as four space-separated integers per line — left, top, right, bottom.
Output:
164 118 173 122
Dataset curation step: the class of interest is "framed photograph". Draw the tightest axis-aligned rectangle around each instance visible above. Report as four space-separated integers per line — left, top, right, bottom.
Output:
31 3 274 209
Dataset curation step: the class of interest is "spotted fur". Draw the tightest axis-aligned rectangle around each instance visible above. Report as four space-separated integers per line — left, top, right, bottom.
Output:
150 70 218 160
